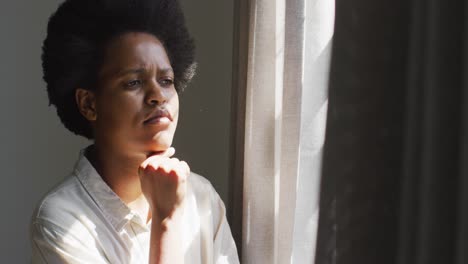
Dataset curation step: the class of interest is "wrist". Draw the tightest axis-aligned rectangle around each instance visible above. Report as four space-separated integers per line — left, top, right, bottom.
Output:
149 207 184 264
152 206 184 228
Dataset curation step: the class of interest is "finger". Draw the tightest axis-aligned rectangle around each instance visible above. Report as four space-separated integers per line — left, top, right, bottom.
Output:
140 155 169 175
179 161 190 179
176 166 187 182
162 147 175 158
159 158 177 175
141 147 175 168
140 155 161 170
180 161 190 173
139 158 161 177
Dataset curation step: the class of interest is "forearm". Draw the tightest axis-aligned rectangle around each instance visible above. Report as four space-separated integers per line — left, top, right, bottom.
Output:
140 149 189 264
149 210 184 264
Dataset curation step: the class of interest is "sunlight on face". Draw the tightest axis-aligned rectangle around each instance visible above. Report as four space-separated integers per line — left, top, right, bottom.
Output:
93 32 180 158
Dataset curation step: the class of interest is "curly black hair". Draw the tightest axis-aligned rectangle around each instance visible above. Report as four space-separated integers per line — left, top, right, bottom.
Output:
42 0 196 139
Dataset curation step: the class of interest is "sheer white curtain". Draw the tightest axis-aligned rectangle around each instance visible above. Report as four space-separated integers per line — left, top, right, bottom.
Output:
241 0 334 263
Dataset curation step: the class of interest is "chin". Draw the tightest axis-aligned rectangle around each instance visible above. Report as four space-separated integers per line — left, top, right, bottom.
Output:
139 129 175 153
149 136 174 152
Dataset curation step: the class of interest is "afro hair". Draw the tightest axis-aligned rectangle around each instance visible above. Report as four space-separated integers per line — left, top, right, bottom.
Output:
42 0 196 139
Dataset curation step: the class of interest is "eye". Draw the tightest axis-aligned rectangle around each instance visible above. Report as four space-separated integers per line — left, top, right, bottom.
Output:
125 79 142 89
159 77 174 87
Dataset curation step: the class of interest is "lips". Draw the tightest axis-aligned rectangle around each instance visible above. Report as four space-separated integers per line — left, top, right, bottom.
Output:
143 108 172 125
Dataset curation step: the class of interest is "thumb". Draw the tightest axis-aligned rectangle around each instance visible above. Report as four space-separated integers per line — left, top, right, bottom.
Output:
160 147 176 158
139 147 176 174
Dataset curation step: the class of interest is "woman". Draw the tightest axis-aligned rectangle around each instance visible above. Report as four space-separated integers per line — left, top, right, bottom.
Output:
30 0 239 263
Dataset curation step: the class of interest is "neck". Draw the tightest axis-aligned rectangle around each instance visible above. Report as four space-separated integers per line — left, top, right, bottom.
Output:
85 143 151 221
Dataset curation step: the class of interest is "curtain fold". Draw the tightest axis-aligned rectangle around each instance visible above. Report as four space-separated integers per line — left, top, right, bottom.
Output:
315 0 468 263
241 0 334 263
396 0 466 263
315 0 410 263
291 0 334 263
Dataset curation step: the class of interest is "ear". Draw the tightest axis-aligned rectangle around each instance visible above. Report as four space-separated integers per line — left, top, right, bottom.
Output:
75 88 97 121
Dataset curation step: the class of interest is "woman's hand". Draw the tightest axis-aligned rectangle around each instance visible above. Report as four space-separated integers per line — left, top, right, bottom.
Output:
138 147 190 220
139 148 189 264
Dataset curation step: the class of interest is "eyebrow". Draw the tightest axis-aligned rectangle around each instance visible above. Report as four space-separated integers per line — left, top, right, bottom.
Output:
115 67 174 77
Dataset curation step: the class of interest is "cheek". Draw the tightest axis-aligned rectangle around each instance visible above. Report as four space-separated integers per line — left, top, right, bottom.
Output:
172 101 180 128
172 92 180 119
96 93 142 126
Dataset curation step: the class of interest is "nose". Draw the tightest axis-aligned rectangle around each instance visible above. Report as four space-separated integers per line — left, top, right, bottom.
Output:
145 79 167 106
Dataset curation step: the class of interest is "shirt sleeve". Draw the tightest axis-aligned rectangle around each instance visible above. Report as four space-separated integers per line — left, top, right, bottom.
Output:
31 219 109 264
210 188 240 264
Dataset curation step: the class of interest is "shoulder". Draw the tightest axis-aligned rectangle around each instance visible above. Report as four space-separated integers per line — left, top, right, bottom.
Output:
188 173 240 263
187 171 226 226
188 172 216 193
188 172 223 207
30 174 108 262
30 174 97 239
32 175 79 221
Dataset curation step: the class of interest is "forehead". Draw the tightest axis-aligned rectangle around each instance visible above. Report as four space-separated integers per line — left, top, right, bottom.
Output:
99 32 172 77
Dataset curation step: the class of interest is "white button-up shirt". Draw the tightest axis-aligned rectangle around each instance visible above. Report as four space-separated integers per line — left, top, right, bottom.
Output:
30 149 239 264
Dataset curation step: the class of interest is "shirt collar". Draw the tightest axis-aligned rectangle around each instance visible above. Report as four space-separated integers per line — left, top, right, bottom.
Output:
73 146 139 232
